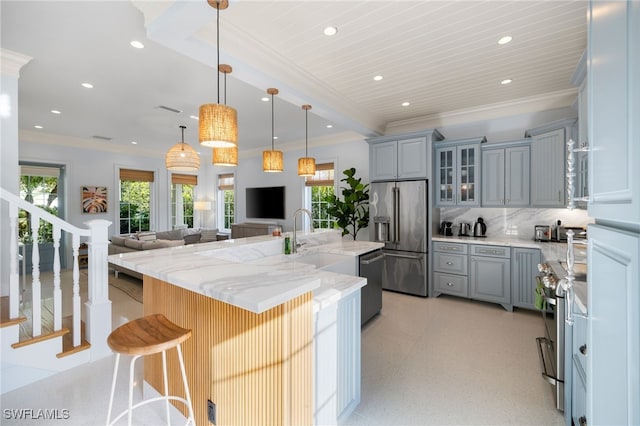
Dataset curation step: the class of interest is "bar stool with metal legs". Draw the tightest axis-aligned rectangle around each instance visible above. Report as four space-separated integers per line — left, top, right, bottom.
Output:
106 314 195 426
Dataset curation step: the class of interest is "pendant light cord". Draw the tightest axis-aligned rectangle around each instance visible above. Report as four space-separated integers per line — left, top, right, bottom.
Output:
180 125 186 151
271 92 275 151
216 1 221 105
305 108 309 157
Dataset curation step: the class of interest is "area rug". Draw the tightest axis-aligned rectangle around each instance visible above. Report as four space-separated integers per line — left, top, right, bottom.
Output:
108 273 143 303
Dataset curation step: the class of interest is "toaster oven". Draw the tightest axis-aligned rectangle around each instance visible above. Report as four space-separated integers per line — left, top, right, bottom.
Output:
535 225 552 242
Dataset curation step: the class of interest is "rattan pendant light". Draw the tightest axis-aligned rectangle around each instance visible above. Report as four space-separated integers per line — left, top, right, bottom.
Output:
166 125 200 171
212 64 238 166
199 0 238 148
298 104 316 176
262 88 283 172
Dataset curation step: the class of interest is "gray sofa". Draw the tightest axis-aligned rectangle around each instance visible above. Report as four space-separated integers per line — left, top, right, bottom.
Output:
108 228 223 279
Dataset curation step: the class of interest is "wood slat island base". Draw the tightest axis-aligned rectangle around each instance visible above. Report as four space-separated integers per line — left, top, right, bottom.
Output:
143 276 313 426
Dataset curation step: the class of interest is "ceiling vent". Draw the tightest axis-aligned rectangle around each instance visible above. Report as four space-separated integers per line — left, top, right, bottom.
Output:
157 105 183 114
92 135 112 141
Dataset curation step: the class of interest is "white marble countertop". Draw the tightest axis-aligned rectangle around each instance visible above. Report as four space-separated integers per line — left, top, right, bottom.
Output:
108 230 383 314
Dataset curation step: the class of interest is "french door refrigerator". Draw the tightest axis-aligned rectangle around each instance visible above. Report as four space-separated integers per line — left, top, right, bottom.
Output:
370 180 428 296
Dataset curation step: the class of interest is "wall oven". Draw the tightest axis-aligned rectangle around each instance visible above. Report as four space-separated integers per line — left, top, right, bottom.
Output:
536 264 565 412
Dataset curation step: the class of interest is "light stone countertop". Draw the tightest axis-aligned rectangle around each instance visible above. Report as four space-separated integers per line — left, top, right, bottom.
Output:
108 230 383 314
432 234 588 313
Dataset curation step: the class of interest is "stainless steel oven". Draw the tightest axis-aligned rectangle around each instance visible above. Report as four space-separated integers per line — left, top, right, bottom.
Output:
536 263 565 412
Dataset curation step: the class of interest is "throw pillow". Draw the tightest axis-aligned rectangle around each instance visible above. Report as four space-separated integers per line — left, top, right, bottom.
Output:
137 231 156 241
200 228 219 243
183 233 202 245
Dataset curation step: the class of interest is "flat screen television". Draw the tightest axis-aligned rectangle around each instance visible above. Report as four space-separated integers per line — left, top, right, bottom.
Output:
245 186 286 220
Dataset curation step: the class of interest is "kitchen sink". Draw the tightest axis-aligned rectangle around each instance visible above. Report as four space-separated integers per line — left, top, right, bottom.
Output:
294 252 354 274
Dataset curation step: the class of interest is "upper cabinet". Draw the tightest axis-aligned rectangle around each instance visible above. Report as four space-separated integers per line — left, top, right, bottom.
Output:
368 130 444 182
569 50 589 208
434 137 485 207
587 0 640 224
481 140 530 207
525 118 576 208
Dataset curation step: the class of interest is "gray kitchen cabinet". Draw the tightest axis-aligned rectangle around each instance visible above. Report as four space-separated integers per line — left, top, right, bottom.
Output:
525 118 576 207
432 242 468 298
434 137 485 207
570 302 587 426
469 245 512 311
481 142 530 207
368 130 444 182
511 247 541 310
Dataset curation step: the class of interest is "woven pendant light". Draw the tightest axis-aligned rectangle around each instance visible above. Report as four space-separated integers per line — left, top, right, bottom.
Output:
298 104 316 176
263 88 283 172
199 0 238 148
212 64 238 166
166 125 200 171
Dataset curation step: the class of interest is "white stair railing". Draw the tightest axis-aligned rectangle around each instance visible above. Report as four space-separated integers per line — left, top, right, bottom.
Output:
1 188 111 354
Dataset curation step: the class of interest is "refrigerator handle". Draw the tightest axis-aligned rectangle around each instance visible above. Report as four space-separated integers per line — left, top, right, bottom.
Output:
395 186 400 243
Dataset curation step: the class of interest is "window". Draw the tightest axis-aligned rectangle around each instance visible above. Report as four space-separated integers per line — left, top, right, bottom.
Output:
18 165 63 243
217 173 235 231
171 174 197 229
305 162 335 229
119 168 153 234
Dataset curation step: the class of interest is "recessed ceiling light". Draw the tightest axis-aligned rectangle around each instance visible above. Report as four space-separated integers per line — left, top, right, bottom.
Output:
130 40 144 49
373 75 383 81
273 136 279 140
51 109 61 114
34 125 43 129
326 124 333 129
501 79 512 85
131 141 138 145
81 82 94 89
261 97 270 102
189 115 199 120
401 102 410 107
323 26 338 36
498 36 512 45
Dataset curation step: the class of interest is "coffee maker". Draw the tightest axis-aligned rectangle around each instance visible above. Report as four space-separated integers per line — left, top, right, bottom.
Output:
440 221 453 236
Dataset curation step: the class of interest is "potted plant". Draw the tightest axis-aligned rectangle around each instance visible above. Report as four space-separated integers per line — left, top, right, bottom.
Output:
326 167 370 240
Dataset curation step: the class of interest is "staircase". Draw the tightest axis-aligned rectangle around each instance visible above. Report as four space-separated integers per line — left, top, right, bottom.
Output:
1 188 112 393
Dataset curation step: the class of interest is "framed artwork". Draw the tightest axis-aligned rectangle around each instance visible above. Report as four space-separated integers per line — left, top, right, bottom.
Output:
82 186 108 213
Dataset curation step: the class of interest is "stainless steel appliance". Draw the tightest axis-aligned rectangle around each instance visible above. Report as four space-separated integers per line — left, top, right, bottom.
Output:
472 217 487 237
535 225 552 242
536 263 565 411
359 249 384 325
457 222 471 236
440 221 453 236
370 180 428 297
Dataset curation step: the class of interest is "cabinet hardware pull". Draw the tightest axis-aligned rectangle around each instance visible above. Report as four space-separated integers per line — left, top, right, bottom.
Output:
446 261 453 265
579 344 587 355
447 282 454 286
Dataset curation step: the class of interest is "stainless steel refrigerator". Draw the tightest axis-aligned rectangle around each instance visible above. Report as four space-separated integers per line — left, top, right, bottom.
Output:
369 180 428 296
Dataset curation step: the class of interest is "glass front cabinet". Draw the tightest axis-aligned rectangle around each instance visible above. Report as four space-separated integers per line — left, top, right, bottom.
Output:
434 137 485 207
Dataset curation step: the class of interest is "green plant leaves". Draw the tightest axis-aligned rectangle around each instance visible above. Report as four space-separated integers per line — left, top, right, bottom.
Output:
325 168 369 240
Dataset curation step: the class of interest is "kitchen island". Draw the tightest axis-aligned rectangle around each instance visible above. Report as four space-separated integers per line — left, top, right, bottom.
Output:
108 230 382 425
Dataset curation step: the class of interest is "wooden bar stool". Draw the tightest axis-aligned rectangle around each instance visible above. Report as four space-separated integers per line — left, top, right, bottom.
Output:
106 314 195 426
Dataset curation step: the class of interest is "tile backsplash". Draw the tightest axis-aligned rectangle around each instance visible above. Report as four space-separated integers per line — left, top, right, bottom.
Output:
438 207 593 240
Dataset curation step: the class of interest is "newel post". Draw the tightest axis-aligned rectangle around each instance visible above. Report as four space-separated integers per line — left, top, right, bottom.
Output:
84 219 112 359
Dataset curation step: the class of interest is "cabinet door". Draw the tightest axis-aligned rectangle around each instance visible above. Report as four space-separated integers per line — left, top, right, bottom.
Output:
370 141 397 181
457 145 479 206
470 256 511 307
505 146 530 206
511 247 541 310
481 149 505 206
531 128 565 207
588 0 640 223
397 137 427 179
587 224 640 425
435 147 456 206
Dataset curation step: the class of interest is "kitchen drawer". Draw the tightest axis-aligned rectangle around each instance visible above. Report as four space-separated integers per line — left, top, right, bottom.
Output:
433 241 468 254
434 272 469 297
434 252 468 275
572 308 587 379
470 244 509 258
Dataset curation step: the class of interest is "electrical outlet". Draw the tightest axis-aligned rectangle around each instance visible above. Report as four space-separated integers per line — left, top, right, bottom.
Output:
207 399 216 425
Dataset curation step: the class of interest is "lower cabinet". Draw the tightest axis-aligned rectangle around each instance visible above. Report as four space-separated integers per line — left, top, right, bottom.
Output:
511 247 542 310
570 302 588 426
432 242 469 298
469 245 512 311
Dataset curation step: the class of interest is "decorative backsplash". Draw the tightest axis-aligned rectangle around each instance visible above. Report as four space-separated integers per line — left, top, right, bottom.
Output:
439 207 593 240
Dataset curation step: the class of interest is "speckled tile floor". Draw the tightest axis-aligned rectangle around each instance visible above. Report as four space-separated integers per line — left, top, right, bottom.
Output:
2 287 564 426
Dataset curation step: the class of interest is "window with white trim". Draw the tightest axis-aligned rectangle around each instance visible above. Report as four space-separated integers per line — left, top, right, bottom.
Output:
170 173 197 228
304 162 336 230
119 168 153 234
217 173 235 232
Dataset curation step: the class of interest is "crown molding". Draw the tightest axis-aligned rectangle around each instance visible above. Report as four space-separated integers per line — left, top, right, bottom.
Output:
1 49 33 78
385 88 578 136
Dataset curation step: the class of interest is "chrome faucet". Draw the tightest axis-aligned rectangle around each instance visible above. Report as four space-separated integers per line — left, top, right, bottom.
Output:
293 208 314 253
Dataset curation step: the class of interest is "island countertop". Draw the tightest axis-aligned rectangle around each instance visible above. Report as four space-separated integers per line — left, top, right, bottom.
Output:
108 230 382 314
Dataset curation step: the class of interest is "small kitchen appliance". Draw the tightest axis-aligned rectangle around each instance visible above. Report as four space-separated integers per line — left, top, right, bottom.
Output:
534 225 552 242
458 222 471 236
473 217 487 237
440 221 453 236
